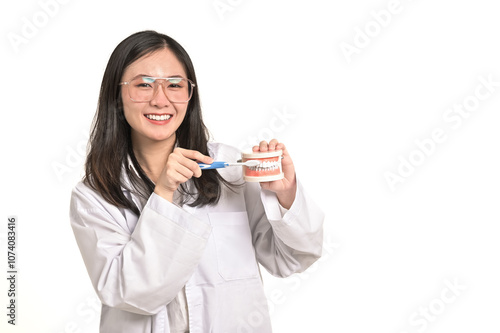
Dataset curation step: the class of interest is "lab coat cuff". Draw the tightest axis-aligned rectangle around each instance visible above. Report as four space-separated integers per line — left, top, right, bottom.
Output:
146 192 212 239
260 179 303 225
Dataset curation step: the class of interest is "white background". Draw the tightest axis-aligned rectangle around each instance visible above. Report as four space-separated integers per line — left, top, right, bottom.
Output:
1 0 499 332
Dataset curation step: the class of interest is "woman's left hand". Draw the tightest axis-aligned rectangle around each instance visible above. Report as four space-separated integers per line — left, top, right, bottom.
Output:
252 139 297 209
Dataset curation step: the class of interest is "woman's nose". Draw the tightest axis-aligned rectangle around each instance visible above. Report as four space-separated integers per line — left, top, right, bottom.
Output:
150 82 171 107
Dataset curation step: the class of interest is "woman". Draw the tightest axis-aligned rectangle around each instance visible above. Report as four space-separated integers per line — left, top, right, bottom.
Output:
70 30 324 333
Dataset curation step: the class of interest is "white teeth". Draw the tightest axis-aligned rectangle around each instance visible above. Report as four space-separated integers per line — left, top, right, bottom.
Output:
145 114 172 121
249 160 280 171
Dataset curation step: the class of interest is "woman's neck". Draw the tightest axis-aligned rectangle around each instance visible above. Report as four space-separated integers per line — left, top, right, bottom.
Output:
132 133 176 184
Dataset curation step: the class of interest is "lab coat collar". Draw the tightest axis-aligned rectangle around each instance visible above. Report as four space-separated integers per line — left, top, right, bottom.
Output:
127 155 141 178
119 155 140 193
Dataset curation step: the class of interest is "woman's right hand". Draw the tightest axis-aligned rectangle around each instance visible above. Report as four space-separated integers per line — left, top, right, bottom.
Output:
154 148 214 202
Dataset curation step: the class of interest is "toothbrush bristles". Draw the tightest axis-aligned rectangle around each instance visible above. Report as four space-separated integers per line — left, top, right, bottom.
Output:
245 160 260 167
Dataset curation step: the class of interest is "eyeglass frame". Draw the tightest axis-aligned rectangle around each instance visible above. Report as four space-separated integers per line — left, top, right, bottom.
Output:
119 75 196 103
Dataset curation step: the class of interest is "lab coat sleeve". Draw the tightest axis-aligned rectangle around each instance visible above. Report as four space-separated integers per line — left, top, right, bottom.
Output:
245 179 324 278
69 183 211 316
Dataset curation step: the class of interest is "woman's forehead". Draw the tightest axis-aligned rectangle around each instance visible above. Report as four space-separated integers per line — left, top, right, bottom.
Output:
124 49 187 78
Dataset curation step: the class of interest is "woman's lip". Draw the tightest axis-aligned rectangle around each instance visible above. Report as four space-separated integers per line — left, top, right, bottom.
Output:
143 113 173 125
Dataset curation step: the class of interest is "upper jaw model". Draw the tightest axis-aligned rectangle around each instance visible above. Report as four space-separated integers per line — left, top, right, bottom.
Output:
241 150 284 182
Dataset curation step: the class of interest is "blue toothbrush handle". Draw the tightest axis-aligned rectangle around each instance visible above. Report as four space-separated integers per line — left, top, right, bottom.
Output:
198 161 228 169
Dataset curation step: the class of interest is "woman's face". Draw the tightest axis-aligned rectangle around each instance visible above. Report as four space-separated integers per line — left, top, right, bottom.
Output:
121 48 189 145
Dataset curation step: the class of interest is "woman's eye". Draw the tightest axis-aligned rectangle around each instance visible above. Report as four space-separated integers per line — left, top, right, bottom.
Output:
135 77 156 88
167 78 183 88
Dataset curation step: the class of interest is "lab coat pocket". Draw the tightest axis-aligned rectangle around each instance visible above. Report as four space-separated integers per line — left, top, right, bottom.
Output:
209 212 259 281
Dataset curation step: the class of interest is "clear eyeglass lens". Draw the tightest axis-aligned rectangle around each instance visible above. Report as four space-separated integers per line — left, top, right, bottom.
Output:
128 77 193 102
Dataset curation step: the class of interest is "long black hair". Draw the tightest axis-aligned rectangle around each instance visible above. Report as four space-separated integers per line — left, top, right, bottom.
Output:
84 30 234 215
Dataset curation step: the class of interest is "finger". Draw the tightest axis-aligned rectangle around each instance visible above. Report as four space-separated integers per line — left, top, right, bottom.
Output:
259 140 269 152
282 146 290 160
260 181 270 191
172 153 203 178
178 159 202 178
269 142 293 168
169 155 198 179
177 162 198 179
166 152 199 180
175 147 214 164
165 165 191 185
268 139 279 151
190 161 203 178
280 145 293 165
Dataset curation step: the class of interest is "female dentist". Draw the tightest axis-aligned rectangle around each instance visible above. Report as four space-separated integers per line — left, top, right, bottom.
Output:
70 30 324 333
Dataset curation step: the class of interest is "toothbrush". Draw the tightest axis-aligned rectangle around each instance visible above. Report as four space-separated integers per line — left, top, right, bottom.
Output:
198 160 260 170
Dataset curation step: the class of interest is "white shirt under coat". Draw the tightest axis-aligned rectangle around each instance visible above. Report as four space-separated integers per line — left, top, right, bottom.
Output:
69 142 324 332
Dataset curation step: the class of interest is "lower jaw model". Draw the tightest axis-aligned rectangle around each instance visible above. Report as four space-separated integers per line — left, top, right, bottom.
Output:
241 150 284 182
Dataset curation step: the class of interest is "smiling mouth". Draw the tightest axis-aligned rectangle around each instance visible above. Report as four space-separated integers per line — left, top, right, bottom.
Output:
144 114 172 121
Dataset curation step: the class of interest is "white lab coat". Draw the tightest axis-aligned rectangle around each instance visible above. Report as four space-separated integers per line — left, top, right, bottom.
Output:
70 142 324 333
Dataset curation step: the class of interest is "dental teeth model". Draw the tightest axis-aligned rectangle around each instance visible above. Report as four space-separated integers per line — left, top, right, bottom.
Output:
241 150 284 182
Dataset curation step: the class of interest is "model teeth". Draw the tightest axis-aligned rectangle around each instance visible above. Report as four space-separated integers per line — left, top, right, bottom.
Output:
145 114 172 121
249 161 280 171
